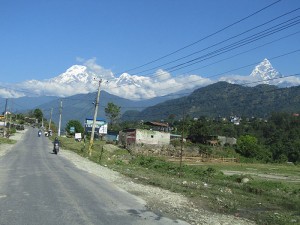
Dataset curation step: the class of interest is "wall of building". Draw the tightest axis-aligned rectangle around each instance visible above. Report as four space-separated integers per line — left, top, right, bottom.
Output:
135 129 170 145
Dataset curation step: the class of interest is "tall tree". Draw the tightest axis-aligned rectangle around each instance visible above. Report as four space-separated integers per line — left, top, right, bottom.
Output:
65 120 84 134
33 108 43 123
105 102 121 128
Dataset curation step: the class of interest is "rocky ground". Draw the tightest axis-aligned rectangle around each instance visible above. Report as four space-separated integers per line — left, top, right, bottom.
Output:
0 130 256 225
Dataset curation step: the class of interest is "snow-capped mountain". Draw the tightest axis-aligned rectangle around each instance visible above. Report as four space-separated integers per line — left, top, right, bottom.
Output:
220 58 300 87
115 73 143 87
50 65 94 84
250 58 281 83
49 65 115 85
1 58 300 99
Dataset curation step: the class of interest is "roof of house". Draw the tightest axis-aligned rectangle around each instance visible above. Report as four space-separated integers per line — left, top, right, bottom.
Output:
144 121 169 127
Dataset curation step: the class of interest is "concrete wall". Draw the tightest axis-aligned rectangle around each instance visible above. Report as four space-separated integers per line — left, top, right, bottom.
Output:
135 129 170 145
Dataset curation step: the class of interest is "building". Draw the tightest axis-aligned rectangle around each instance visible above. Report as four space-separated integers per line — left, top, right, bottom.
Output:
144 121 170 132
217 136 237 146
119 128 170 146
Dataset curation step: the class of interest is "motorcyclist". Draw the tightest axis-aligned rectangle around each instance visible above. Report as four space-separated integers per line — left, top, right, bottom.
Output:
54 137 59 145
53 137 60 153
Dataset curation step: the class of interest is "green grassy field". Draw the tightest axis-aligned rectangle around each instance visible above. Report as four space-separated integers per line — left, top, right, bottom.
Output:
56 136 300 225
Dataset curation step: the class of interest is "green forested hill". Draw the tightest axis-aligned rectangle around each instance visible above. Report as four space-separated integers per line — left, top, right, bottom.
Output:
127 82 300 121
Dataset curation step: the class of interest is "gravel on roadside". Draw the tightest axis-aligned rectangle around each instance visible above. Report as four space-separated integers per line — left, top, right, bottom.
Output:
59 149 256 225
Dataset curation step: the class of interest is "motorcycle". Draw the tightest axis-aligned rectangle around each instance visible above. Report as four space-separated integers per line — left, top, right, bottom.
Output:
38 130 42 137
53 142 59 154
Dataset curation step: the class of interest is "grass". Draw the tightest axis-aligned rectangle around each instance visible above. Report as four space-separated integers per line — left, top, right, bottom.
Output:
56 136 300 225
0 137 17 144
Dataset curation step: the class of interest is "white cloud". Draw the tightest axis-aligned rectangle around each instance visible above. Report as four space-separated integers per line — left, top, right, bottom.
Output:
77 57 115 80
0 88 25 98
155 69 171 81
219 74 255 85
104 72 212 99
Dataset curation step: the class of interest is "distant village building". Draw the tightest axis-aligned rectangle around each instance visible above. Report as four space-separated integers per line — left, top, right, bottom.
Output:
119 128 170 146
230 116 241 125
217 136 237 146
119 121 170 147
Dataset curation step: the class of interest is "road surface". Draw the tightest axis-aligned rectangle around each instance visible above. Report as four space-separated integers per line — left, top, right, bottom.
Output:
0 128 189 225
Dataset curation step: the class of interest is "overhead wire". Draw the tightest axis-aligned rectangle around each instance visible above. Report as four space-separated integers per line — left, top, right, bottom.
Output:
107 14 300 93
126 7 300 76
114 0 282 75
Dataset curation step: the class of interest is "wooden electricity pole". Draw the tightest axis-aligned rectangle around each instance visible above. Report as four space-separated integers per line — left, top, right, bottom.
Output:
88 79 102 157
48 108 53 131
4 99 8 137
179 106 185 177
58 99 63 136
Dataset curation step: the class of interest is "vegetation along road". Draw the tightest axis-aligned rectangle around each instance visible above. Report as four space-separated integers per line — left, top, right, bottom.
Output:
0 128 189 225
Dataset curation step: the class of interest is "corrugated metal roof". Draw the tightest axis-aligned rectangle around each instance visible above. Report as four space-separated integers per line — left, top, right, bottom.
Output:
144 121 168 127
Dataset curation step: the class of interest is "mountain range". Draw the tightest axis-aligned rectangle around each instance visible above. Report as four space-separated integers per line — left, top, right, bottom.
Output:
1 58 300 100
128 81 300 122
34 91 178 129
1 58 300 129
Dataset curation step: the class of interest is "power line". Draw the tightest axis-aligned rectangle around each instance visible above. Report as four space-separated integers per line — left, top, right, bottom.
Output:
108 48 300 100
115 0 282 75
108 15 300 91
127 7 300 76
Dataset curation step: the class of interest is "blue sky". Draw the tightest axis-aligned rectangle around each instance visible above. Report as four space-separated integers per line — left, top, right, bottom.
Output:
0 0 299 84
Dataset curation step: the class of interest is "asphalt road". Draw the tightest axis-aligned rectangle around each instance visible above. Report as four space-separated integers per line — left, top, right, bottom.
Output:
0 128 189 225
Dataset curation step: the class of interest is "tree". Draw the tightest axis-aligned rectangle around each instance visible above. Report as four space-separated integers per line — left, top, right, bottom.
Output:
236 135 271 161
237 135 259 158
65 120 84 134
33 108 43 123
105 102 121 127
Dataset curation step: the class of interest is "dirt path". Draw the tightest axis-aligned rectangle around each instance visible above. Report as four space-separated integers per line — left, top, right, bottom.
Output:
222 170 300 182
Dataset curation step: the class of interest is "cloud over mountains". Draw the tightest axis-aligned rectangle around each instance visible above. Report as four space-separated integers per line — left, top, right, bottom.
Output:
1 58 299 99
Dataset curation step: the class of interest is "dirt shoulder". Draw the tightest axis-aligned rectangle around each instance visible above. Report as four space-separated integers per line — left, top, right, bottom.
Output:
60 149 256 225
0 129 27 157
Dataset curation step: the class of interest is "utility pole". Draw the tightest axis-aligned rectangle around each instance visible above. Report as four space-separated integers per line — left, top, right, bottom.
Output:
4 99 8 137
58 99 63 136
179 106 185 177
88 79 102 157
49 108 53 131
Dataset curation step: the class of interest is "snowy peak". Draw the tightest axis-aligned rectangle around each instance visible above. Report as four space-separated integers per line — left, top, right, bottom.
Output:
65 65 86 75
49 65 97 84
250 58 281 82
115 73 142 87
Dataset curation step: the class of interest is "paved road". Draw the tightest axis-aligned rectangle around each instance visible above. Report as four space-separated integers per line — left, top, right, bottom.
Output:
0 128 189 225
